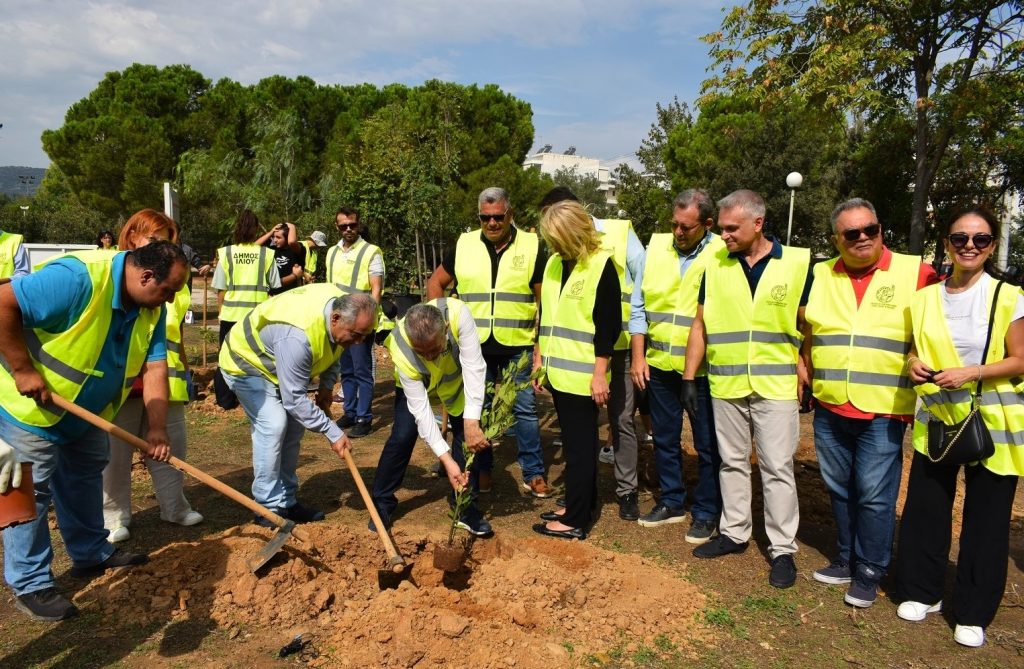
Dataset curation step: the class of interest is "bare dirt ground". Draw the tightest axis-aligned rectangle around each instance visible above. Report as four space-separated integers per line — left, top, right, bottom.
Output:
1 335 1023 668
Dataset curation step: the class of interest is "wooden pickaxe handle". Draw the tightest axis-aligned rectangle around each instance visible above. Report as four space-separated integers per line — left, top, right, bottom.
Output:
342 449 405 572
50 394 309 543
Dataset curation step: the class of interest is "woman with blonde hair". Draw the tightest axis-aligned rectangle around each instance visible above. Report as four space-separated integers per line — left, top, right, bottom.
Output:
103 209 202 542
532 199 621 540
896 207 1024 647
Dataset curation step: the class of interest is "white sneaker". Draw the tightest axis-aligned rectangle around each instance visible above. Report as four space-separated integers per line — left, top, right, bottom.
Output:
168 510 204 526
108 526 130 543
953 625 985 647
598 446 615 464
896 600 942 621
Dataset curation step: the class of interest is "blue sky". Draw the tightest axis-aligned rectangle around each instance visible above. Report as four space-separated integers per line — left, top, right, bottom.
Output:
0 1 730 169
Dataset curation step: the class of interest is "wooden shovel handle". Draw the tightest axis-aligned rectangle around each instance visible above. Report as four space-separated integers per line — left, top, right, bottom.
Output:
50 394 309 543
342 449 405 571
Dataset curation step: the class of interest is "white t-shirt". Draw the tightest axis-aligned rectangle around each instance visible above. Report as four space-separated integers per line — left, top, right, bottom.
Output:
941 272 1024 366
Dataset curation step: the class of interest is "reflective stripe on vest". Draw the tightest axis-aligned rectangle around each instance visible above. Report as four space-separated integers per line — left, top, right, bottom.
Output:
910 279 1024 476
642 233 724 373
165 284 192 402
598 219 634 351
386 297 466 414
0 250 161 426
326 238 382 293
219 283 345 384
806 252 919 415
539 250 612 396
453 230 538 346
217 244 271 322
703 243 809 400
0 231 24 278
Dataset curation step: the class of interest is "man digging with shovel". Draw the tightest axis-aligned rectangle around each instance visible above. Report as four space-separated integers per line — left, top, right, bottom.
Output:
219 287 376 525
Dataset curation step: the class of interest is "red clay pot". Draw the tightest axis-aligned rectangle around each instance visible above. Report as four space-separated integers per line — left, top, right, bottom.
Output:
0 463 36 529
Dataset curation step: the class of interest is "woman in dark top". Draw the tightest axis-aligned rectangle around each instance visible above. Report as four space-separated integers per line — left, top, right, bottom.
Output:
258 222 306 295
532 199 621 540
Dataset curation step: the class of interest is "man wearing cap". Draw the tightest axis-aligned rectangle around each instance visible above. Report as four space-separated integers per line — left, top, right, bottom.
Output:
325 208 384 438
302 231 329 284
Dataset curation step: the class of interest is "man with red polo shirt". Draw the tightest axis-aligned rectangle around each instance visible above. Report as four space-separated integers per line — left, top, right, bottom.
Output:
804 198 937 608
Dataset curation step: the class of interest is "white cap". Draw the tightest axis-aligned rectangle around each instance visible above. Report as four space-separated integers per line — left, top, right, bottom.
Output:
310 231 328 247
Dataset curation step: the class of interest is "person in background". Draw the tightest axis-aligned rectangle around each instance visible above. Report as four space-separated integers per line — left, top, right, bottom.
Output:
0 227 29 280
257 222 305 296
96 230 116 251
302 230 329 284
532 199 620 540
896 207 1024 648
103 210 203 543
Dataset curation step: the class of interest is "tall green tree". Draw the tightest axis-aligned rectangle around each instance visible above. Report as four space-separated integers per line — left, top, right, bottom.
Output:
703 1 1024 253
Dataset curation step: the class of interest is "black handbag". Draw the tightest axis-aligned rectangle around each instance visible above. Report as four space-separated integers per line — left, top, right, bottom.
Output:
925 280 1003 465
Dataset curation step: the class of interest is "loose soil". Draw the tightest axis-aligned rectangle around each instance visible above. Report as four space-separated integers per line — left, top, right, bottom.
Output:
2 316 1023 667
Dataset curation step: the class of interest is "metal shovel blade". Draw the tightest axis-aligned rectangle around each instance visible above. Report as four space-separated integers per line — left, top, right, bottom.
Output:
377 554 414 590
247 520 296 573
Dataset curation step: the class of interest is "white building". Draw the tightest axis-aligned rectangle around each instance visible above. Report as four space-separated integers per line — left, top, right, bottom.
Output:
523 147 619 205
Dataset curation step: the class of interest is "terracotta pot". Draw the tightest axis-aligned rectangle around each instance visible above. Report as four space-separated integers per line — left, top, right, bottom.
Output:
0 463 36 529
433 543 467 572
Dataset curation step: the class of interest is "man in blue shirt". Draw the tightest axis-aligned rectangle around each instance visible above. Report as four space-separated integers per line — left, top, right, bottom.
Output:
0 241 188 621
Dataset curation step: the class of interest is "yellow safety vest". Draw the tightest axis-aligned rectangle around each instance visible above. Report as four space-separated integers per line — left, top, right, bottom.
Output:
911 279 1024 476
0 251 161 426
325 238 382 294
598 219 634 351
217 243 272 322
0 231 24 278
219 283 346 384
302 240 320 275
386 297 466 415
807 252 920 415
642 233 724 373
165 284 191 402
539 250 613 396
703 244 809 400
453 230 539 346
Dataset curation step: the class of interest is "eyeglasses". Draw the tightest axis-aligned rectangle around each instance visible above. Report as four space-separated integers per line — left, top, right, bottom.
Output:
947 232 994 250
840 223 881 242
337 223 359 231
478 209 509 223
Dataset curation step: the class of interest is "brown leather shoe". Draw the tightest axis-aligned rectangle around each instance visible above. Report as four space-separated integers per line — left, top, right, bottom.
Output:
523 476 554 498
478 471 493 494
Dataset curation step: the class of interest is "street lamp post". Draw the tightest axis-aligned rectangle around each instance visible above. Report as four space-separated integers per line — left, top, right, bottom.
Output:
19 205 29 220
785 172 803 245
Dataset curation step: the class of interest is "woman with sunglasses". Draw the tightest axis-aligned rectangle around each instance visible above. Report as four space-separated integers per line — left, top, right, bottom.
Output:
894 207 1024 647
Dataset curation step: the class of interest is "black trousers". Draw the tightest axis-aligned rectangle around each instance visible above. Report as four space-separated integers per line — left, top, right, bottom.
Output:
214 320 239 409
895 449 1019 627
551 387 599 529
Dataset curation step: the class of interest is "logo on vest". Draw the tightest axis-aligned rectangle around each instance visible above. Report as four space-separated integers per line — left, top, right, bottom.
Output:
767 283 789 306
512 254 526 270
871 284 897 309
235 252 259 264
568 280 585 299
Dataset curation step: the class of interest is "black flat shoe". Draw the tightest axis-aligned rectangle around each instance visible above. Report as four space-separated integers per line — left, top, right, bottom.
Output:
531 523 587 541
540 511 564 522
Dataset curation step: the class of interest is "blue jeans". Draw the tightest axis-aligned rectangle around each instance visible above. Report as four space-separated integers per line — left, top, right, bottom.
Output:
340 339 374 422
813 406 906 573
647 369 721 521
370 389 478 522
1 417 115 596
476 351 544 482
224 373 306 511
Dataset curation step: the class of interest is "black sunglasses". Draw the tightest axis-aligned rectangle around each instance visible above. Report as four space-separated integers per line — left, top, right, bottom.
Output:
336 223 359 231
947 232 994 250
840 223 881 242
478 213 507 223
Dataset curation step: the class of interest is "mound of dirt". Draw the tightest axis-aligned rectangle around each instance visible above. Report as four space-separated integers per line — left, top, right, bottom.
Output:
74 523 710 667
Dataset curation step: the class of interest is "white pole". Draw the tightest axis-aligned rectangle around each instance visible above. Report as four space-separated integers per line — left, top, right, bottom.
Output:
786 189 796 245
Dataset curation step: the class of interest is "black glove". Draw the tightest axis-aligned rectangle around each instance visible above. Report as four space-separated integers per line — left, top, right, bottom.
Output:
680 379 699 418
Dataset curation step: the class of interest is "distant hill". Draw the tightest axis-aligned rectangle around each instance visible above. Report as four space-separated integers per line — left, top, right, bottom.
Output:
0 167 47 197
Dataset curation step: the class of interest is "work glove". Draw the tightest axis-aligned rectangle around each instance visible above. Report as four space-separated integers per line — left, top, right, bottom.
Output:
679 379 699 420
0 436 23 494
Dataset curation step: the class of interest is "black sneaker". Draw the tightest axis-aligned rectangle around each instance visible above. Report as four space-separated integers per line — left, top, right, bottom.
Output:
637 504 687 527
692 534 749 559
253 513 279 528
336 414 356 429
283 503 325 523
769 554 797 589
844 565 880 608
617 492 640 521
812 559 852 585
685 519 718 544
69 549 149 579
555 496 566 508
455 508 494 537
14 588 78 621
347 420 372 438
